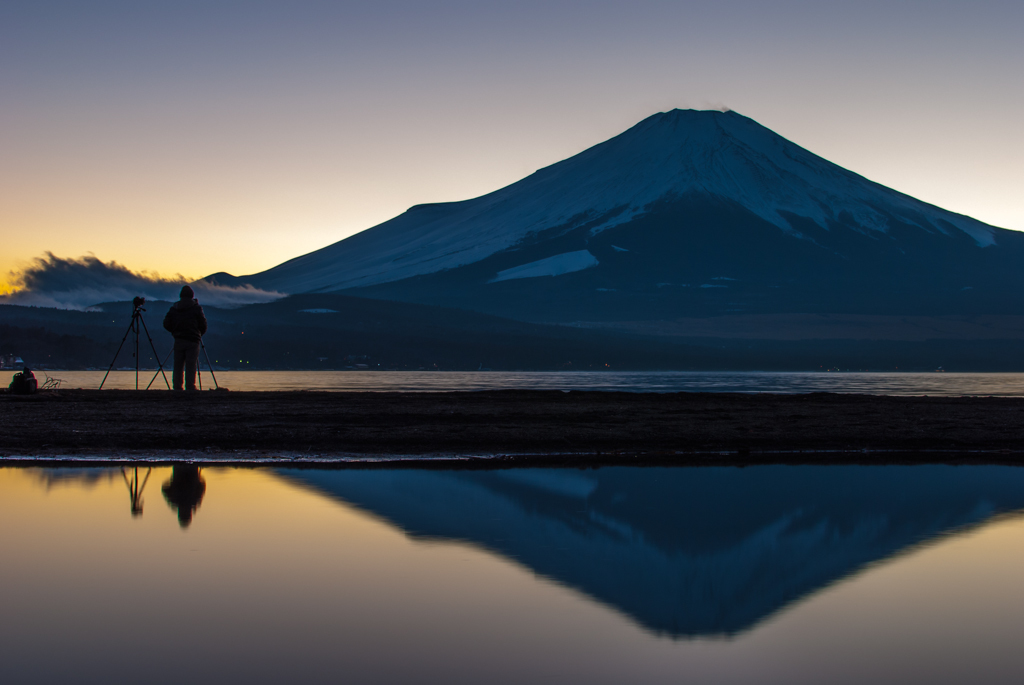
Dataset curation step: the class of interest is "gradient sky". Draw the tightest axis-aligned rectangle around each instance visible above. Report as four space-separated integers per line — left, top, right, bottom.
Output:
2 0 1022 292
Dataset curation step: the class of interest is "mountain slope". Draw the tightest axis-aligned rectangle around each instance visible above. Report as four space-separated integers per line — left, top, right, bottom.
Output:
231 110 1024 322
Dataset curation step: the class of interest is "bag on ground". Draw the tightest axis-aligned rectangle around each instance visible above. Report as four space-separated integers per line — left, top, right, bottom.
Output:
9 368 38 395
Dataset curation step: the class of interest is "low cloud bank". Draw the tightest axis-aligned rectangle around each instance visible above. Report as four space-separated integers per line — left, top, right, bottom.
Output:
1 253 284 310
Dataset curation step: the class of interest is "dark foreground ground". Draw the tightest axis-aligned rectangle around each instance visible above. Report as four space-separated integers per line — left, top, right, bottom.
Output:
2 389 1024 464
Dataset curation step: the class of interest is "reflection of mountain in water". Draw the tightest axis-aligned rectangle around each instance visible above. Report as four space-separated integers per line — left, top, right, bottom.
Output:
280 466 1024 637
36 468 116 488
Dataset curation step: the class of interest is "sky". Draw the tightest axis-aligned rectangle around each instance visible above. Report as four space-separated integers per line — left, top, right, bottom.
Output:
2 0 1022 295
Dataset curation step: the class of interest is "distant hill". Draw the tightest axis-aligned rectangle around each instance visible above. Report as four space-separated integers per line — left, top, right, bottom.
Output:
0 295 709 371
5 294 1024 371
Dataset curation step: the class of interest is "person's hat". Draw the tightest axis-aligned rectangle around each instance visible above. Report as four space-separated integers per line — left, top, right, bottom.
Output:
180 285 195 299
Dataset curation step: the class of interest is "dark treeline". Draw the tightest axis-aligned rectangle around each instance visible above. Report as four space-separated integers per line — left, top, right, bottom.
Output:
0 324 112 369
3 295 1024 371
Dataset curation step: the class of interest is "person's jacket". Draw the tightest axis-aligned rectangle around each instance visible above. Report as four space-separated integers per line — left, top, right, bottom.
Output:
163 298 208 342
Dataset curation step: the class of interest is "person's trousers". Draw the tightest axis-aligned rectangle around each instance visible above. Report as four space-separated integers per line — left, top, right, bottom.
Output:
173 339 201 391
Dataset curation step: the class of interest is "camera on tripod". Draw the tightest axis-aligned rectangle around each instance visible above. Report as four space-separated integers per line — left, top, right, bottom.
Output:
100 295 168 390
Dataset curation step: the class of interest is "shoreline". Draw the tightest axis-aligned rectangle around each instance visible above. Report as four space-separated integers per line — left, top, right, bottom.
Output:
3 389 1023 465
4 448 1024 468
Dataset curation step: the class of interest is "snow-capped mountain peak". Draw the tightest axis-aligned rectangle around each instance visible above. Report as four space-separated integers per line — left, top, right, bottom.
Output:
237 109 1008 308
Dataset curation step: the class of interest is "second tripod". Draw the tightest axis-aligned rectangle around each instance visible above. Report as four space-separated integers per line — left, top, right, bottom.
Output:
99 297 171 390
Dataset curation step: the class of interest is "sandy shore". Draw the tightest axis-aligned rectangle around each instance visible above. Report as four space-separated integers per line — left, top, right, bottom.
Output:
2 389 1024 464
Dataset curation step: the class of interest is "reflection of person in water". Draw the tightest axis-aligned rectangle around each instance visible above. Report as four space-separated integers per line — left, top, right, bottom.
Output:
162 466 207 528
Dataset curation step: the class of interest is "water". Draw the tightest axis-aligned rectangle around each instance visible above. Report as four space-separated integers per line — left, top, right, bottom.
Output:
4 464 1024 684
21 369 1024 395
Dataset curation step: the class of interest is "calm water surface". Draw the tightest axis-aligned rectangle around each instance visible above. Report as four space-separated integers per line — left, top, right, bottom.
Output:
3 464 1024 684
28 369 1024 395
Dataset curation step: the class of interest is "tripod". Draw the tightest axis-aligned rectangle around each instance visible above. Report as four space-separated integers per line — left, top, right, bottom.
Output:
197 338 220 390
148 337 220 390
99 297 171 390
122 466 152 517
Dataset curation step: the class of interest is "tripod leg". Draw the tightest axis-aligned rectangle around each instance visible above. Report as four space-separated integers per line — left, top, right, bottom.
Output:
200 339 219 389
147 349 173 390
99 316 139 389
138 314 171 389
134 317 140 390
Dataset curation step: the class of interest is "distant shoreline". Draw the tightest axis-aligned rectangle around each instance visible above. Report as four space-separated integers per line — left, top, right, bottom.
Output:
3 389 1024 464
11 368 1024 397
4 450 1024 468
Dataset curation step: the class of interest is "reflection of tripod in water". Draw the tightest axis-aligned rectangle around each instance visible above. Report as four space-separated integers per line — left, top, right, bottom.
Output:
122 466 152 517
148 337 220 390
99 297 171 390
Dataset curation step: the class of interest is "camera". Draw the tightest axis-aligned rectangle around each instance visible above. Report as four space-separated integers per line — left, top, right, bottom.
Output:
133 296 146 309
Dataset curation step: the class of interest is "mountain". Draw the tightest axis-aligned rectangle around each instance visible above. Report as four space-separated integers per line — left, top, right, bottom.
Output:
279 465 1024 637
226 109 1024 323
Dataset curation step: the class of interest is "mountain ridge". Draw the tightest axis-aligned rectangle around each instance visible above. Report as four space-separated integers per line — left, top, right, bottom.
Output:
216 109 1024 323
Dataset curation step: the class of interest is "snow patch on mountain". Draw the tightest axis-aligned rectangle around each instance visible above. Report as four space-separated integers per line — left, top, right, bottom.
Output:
589 208 644 236
489 250 599 283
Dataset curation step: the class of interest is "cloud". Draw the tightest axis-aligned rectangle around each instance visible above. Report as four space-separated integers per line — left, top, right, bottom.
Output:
1 253 283 310
191 281 286 307
700 101 732 113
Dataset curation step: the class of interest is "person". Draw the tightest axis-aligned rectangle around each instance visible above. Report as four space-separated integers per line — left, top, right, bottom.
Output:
163 285 208 391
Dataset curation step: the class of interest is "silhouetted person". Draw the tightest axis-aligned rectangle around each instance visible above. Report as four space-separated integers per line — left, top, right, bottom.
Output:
162 465 207 528
163 285 207 391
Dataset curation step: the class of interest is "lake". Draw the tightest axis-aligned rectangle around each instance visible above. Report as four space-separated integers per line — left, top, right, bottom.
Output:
20 369 1024 395
3 464 1024 684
